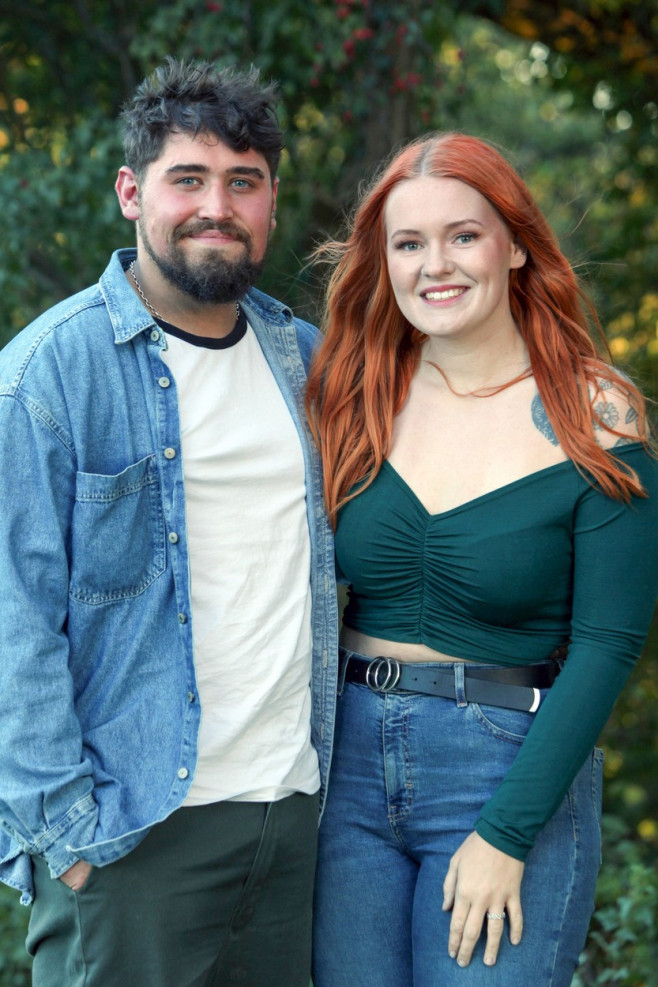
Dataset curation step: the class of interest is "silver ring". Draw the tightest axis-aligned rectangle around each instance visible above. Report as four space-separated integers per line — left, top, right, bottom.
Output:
486 911 505 921
365 657 402 693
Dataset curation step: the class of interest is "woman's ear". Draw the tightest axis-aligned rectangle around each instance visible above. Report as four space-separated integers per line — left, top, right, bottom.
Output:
510 239 527 270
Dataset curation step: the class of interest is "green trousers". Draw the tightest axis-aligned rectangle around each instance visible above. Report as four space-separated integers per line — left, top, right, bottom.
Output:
27 792 319 987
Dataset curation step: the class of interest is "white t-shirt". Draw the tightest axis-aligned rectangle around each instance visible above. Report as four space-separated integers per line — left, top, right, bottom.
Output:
159 313 319 804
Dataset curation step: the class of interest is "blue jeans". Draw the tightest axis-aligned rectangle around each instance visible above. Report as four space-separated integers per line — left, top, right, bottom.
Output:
313 651 602 987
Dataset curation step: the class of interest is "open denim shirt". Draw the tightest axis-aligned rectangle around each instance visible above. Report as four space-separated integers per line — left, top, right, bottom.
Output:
0 249 338 904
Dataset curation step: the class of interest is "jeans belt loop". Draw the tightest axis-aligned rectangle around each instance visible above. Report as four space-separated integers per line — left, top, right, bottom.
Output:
337 648 350 696
454 662 467 707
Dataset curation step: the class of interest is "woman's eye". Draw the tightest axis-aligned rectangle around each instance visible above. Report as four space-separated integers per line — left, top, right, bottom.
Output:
454 232 477 244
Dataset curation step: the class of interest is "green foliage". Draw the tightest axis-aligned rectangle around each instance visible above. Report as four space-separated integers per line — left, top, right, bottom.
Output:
0 4 656 983
0 119 129 345
0 886 29 986
576 610 658 985
573 816 658 987
1 2 657 386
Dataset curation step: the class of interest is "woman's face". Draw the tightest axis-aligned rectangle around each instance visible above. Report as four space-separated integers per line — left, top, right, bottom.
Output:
384 175 526 345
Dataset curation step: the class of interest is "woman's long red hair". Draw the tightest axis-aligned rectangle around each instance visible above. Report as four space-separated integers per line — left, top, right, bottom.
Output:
305 132 652 524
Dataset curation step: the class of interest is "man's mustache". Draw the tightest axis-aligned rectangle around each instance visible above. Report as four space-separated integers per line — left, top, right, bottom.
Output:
173 221 251 246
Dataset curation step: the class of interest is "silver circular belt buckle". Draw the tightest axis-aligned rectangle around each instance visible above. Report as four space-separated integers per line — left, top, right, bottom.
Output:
365 657 402 693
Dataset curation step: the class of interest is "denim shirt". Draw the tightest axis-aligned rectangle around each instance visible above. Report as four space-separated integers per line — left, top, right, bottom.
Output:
0 248 338 904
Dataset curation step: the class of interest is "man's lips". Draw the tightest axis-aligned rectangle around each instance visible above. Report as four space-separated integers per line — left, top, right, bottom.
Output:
175 222 250 246
190 230 237 240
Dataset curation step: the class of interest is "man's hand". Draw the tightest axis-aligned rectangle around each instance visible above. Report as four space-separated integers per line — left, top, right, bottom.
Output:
442 831 524 967
58 859 92 891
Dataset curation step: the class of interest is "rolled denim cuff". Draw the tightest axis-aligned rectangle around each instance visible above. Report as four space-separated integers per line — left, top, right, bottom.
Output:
30 793 99 879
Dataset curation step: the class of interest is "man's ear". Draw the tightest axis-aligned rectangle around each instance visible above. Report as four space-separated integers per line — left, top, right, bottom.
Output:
115 166 140 221
270 176 279 230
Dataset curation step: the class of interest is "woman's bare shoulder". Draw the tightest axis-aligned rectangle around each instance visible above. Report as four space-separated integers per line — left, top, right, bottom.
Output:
590 372 643 450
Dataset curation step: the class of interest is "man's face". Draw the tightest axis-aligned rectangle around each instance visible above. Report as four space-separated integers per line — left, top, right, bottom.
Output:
124 131 277 304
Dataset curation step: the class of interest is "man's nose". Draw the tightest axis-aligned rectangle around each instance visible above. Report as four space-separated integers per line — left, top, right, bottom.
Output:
197 184 234 221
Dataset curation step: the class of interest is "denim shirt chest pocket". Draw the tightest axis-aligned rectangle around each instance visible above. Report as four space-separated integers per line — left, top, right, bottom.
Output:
70 454 166 604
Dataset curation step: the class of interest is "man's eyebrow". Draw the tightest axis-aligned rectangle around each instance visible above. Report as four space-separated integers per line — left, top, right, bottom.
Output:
165 163 211 175
228 166 267 180
164 163 267 180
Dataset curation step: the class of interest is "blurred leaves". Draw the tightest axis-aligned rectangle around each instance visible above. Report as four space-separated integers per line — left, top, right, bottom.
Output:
1 0 657 373
0 3 656 982
572 815 658 987
0 889 29 985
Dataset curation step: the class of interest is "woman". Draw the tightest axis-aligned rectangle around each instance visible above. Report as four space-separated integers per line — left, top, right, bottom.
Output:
306 133 658 986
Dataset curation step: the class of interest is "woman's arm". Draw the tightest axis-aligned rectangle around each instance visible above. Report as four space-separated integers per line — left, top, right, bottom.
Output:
444 442 658 966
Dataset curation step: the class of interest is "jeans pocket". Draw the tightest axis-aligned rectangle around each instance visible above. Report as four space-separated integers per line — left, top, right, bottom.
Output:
70 454 166 604
470 701 538 744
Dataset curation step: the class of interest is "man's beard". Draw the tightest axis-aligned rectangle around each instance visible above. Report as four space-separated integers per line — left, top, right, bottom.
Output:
139 219 266 304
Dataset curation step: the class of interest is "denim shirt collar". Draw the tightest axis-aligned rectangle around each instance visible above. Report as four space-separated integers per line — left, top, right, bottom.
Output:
105 248 294 344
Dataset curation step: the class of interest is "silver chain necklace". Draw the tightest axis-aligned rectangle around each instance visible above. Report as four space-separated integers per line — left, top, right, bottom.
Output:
129 260 240 324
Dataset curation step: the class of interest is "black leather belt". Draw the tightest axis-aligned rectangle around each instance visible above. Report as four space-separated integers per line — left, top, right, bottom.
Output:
342 654 560 713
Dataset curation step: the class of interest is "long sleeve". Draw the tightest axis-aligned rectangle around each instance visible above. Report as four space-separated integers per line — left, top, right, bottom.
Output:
476 445 658 859
0 392 99 877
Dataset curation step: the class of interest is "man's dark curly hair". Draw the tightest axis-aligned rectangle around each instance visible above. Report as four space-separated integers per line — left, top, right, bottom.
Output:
120 56 283 181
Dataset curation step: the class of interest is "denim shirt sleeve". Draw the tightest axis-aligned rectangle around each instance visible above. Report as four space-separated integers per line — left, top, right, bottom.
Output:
0 391 99 878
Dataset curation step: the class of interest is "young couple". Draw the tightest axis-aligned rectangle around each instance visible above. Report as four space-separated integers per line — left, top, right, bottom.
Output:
0 57 656 987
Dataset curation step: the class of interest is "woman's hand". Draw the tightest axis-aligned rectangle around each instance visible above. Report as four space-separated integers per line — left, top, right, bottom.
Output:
442 831 524 967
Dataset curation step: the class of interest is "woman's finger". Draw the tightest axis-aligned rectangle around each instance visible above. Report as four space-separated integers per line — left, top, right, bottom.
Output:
483 909 506 966
442 859 457 911
454 908 486 967
506 898 524 946
447 900 469 960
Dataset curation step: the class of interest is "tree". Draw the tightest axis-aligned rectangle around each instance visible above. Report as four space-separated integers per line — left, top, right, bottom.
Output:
2 0 657 373
474 0 658 395
0 6 656 981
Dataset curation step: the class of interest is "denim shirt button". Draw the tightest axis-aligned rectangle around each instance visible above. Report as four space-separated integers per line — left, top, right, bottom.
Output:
187 692 195 703
178 612 187 624
158 376 171 388
177 767 189 780
164 447 176 459
168 532 179 544
150 330 160 342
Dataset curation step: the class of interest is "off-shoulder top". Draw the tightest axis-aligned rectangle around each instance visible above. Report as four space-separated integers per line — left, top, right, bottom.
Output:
335 443 658 859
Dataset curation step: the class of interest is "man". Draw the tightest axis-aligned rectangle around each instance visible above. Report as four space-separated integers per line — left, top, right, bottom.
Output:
0 57 337 987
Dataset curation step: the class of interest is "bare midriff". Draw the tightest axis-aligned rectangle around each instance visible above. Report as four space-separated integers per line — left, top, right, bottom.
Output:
340 626 477 663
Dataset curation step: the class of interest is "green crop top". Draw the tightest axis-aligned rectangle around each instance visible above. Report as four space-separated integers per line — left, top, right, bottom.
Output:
335 443 658 859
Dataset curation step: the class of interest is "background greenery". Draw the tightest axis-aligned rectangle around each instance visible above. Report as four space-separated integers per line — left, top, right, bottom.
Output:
1 1 656 983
